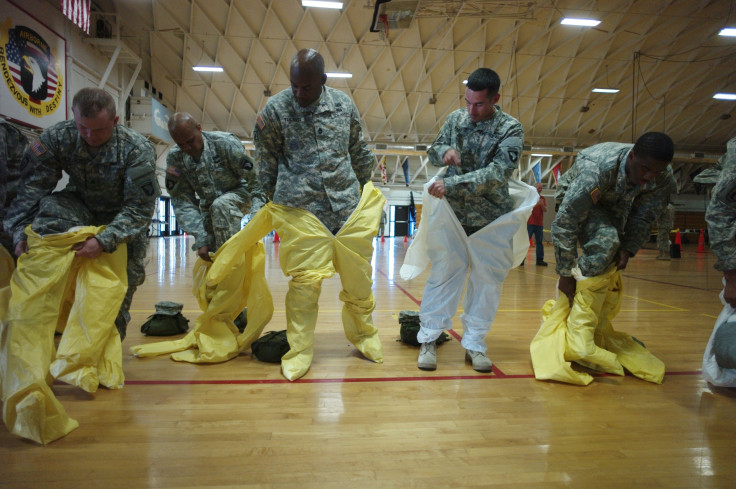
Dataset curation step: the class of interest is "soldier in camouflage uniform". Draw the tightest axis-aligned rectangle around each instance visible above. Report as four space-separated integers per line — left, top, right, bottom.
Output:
166 112 266 261
552 132 676 305
416 67 524 372
254 48 381 377
0 118 29 257
705 136 736 308
3 88 160 340
255 49 373 233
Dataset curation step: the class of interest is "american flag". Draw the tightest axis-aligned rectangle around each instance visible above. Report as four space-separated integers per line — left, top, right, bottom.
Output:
61 0 91 35
5 27 58 102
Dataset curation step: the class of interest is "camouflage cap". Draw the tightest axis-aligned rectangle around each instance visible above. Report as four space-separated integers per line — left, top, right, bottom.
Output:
154 301 184 316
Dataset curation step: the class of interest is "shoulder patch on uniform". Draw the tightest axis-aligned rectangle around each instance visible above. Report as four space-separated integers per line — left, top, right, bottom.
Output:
256 113 265 130
167 166 181 177
30 139 46 156
508 149 519 162
590 187 601 204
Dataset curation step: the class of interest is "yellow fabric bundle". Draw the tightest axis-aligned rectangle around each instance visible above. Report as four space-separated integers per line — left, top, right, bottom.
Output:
0 226 127 444
129 232 274 363
530 265 665 385
132 182 385 381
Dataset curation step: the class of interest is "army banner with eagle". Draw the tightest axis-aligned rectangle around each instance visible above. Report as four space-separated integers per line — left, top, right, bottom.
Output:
0 0 66 128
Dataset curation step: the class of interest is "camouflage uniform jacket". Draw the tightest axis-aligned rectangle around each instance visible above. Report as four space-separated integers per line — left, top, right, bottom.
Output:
253 86 373 228
705 137 736 272
165 131 266 250
0 120 29 212
427 106 524 227
553 142 676 276
3 120 159 252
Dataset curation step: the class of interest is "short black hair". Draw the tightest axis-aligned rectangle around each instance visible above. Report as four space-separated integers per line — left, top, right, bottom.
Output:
72 87 116 118
633 132 674 162
466 68 501 97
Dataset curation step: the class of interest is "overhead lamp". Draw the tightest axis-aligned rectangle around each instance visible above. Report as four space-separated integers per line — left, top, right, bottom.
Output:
192 39 222 72
713 93 736 100
462 79 468 84
302 1 343 9
193 66 223 72
592 88 619 93
719 27 736 36
531 153 553 157
561 18 601 27
326 72 352 78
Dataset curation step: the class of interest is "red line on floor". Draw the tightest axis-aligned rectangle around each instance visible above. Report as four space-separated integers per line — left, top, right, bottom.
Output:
376 267 421 306
125 370 701 386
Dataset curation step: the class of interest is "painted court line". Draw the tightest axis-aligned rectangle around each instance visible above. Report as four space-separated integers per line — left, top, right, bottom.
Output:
125 368 702 386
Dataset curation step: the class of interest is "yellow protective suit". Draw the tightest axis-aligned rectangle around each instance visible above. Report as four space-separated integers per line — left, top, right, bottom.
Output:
131 182 385 381
0 245 14 289
130 237 274 363
530 265 665 385
0 226 127 444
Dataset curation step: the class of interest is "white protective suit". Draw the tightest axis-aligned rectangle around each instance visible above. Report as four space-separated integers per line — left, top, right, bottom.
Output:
401 170 538 352
702 285 736 387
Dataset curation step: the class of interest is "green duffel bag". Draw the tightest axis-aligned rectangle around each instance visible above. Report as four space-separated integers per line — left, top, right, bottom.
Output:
398 310 449 347
251 330 290 363
140 301 190 336
234 307 248 333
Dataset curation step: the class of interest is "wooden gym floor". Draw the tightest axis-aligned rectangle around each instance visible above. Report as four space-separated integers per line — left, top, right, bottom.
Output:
1 235 735 488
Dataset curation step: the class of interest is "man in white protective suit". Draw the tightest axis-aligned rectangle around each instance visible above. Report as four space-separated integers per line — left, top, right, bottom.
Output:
409 68 534 372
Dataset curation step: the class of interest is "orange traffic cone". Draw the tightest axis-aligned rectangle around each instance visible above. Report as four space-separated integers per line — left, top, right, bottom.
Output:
404 235 408 243
274 231 280 243
381 235 385 243
697 228 705 253
670 229 681 259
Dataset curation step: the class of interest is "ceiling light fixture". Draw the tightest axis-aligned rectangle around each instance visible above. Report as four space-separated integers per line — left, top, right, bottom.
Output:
193 66 223 72
713 93 736 100
192 39 223 73
719 27 736 36
531 153 553 157
326 72 352 78
592 88 619 93
561 18 601 27
302 1 343 9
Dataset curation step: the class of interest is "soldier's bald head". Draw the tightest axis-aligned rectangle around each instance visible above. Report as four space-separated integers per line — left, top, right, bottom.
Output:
290 49 327 107
168 112 204 158
168 112 199 134
291 49 325 78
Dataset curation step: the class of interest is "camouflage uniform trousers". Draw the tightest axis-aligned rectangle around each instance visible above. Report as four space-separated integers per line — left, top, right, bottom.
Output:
208 192 253 250
574 208 622 277
656 205 674 255
31 191 148 340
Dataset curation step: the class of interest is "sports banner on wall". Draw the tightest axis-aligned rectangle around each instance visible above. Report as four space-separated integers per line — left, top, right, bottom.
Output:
0 0 67 128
